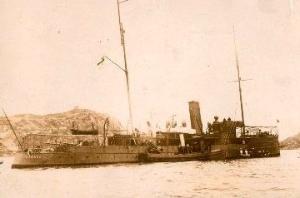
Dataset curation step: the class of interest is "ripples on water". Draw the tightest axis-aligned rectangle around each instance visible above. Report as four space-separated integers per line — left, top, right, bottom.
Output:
0 150 300 198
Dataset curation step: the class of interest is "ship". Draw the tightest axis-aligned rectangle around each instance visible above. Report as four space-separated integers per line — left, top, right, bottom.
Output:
5 1 279 168
10 127 181 168
8 100 279 168
138 101 280 162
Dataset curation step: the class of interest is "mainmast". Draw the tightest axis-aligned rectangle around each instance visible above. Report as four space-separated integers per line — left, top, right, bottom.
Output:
232 26 245 136
116 0 134 133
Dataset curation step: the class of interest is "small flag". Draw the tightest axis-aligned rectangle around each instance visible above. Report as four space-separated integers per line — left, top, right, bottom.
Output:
97 57 105 66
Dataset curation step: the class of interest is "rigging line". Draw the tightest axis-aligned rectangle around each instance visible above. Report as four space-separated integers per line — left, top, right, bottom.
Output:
2 109 24 151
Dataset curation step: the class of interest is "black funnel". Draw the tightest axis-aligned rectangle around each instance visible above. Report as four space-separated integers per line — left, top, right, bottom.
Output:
188 101 203 135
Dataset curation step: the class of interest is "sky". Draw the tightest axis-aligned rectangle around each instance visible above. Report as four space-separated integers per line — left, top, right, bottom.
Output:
0 0 300 140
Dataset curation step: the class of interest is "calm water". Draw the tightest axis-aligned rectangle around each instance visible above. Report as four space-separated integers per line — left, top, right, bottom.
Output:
0 150 300 198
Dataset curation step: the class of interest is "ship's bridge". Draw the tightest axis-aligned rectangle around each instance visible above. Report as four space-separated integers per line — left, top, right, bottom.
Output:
240 126 279 137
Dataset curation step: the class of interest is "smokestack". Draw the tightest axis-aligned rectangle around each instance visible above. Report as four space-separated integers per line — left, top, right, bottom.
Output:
189 101 203 135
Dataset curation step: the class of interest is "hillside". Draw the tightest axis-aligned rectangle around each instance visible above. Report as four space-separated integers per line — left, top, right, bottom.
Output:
0 107 122 154
280 133 300 150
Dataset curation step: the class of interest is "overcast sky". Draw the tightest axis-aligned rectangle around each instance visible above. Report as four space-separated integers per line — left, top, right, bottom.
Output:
1 0 299 139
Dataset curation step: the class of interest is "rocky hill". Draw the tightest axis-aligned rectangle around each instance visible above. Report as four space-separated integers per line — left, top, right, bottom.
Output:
0 107 122 154
280 133 300 150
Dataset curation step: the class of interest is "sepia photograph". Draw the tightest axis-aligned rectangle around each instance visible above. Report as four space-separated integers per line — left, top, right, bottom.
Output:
0 0 300 197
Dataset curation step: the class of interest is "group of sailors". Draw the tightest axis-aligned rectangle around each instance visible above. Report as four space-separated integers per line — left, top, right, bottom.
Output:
178 144 193 154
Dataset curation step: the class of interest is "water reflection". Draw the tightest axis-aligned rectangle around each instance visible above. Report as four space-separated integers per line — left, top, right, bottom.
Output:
0 150 299 197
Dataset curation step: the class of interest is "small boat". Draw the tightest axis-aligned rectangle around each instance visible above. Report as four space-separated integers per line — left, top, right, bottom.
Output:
0 161 3 165
70 128 98 135
208 149 226 160
141 152 208 163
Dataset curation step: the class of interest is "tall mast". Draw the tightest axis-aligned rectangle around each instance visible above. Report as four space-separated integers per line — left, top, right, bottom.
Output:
116 0 134 133
232 26 245 136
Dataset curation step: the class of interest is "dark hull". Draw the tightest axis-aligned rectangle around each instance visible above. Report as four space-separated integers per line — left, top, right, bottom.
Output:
12 134 280 168
209 142 280 160
11 145 178 168
12 153 141 168
12 143 280 168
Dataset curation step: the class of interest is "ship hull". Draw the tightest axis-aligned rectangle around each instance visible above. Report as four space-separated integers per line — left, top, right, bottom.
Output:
11 145 179 168
12 135 281 168
12 146 146 168
12 152 141 168
209 142 280 160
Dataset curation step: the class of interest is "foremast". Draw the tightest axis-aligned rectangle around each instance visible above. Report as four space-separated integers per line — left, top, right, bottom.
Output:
116 0 134 133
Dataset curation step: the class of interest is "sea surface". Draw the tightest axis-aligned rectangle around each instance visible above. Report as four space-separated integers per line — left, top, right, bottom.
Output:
0 150 300 198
